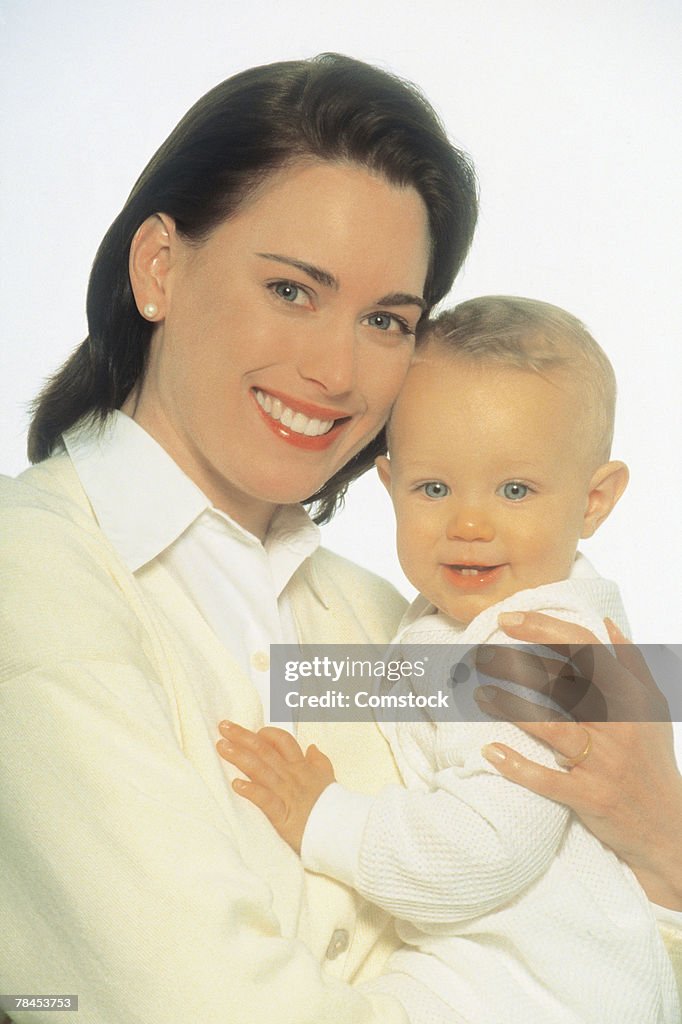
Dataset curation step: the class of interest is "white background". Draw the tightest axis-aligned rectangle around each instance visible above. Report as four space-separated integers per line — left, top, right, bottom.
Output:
2 2 680 743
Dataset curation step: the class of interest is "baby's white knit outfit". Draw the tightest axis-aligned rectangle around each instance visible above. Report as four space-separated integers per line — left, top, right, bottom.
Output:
302 556 679 1023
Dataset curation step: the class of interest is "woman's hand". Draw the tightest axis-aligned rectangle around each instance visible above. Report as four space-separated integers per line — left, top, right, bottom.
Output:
475 616 682 909
216 722 335 854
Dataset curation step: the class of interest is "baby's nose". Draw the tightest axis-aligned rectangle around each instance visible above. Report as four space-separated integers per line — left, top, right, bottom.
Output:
446 507 495 543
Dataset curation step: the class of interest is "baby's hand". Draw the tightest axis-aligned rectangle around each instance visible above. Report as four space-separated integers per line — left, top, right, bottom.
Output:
216 722 335 853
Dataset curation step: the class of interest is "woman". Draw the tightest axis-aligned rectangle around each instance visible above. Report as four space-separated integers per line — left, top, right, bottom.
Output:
1 54 679 1023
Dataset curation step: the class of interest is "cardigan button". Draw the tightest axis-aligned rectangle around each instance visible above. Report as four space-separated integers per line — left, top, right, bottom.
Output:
251 651 270 672
325 928 350 960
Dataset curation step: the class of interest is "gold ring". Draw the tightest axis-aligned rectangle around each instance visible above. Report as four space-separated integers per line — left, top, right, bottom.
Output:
558 731 592 769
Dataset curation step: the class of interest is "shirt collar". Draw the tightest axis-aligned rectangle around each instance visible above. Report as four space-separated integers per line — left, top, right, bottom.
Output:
63 411 211 571
395 593 437 638
63 411 320 576
266 504 321 598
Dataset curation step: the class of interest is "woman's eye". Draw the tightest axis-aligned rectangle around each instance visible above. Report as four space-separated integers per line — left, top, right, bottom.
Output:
421 481 450 499
364 312 413 335
270 281 309 306
498 481 530 501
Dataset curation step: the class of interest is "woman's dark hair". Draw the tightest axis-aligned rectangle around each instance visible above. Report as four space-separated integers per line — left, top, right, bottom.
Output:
28 53 478 522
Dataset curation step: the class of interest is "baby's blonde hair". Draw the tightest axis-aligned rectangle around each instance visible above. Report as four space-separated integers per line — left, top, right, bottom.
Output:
420 295 616 465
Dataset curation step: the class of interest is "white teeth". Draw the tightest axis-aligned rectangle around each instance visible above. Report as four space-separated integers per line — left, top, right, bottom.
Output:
460 568 479 576
254 390 335 437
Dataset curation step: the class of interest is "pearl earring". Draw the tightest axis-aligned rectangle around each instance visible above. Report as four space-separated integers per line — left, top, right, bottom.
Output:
142 302 158 320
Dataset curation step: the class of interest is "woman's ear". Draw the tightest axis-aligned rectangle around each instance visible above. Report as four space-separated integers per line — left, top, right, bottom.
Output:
375 455 392 494
128 213 175 321
581 461 629 538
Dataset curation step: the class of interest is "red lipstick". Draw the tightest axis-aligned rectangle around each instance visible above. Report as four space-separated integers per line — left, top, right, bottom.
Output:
255 387 349 422
251 389 350 451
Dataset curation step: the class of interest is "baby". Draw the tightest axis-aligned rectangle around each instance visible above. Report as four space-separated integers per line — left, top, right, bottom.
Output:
218 297 678 1023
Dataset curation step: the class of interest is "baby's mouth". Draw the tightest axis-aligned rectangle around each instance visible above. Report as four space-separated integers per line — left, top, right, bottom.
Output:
253 389 341 437
442 563 506 590
449 564 502 576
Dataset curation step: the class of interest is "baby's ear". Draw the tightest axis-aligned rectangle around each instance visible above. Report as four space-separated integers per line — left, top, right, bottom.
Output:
375 455 392 494
581 461 629 538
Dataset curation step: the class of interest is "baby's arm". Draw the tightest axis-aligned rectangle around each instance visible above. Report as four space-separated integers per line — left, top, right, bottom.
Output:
342 722 570 923
217 719 569 925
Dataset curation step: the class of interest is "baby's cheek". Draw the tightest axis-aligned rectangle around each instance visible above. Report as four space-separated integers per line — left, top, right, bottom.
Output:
396 523 432 589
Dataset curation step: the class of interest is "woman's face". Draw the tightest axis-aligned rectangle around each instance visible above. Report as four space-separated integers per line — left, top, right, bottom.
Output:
128 160 430 537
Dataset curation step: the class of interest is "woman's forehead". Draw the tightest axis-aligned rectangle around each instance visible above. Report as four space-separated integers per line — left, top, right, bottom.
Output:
204 159 431 297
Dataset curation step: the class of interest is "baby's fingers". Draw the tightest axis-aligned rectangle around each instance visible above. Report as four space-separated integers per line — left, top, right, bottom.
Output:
232 778 286 829
218 721 290 771
217 737 282 791
305 743 335 778
258 726 305 763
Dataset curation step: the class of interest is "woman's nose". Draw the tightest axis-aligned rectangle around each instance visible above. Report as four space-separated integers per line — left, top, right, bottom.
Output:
298 322 357 395
446 507 495 543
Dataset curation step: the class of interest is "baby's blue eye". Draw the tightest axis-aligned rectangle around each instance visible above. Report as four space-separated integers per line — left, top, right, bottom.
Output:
422 482 450 499
499 481 530 501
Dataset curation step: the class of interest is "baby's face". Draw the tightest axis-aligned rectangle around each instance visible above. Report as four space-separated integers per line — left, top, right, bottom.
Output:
379 350 599 624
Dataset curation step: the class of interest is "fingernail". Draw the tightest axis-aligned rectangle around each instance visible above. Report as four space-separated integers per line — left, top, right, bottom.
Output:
233 778 246 791
498 612 525 628
475 685 498 701
605 617 625 641
219 721 233 733
482 743 507 763
476 645 495 665
217 740 234 756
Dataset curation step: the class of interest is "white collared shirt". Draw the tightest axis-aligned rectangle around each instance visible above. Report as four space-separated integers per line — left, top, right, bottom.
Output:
62 411 320 727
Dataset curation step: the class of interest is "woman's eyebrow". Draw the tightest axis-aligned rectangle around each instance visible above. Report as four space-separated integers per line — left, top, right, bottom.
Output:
256 252 426 311
376 292 426 313
256 252 337 289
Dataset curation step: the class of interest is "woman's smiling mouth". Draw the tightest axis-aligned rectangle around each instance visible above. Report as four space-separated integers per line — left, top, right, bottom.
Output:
252 388 352 450
254 388 335 436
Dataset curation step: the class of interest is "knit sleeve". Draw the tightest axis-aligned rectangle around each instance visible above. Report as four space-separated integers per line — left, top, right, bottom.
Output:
354 721 569 926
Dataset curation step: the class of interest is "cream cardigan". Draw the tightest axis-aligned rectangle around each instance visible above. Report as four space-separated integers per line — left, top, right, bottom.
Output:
1 455 680 1023
0 454 409 1024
